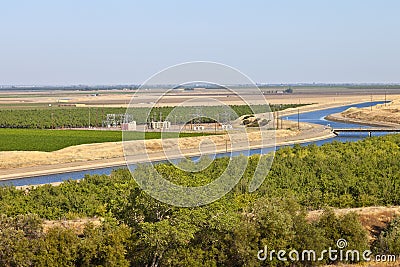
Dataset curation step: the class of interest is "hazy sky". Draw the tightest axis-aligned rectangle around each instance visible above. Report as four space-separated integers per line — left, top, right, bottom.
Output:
1 0 399 85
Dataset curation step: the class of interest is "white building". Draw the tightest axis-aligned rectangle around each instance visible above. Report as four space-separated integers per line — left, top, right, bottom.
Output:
193 125 205 131
122 121 137 131
148 121 171 130
221 124 233 130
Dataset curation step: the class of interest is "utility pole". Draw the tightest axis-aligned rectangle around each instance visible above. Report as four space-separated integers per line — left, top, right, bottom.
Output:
102 105 105 127
88 107 91 128
297 108 300 130
370 95 373 111
276 111 279 129
191 108 202 131
385 90 387 107
94 108 97 128
272 112 275 129
217 113 220 132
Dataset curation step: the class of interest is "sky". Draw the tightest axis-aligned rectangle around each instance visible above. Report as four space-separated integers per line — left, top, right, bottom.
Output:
0 0 399 85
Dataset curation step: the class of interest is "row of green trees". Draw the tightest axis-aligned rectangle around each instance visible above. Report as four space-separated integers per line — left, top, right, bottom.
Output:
0 104 304 129
0 214 130 266
1 134 400 265
0 107 123 129
0 193 370 266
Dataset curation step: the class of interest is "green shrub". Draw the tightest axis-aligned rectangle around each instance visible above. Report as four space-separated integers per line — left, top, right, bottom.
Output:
374 217 400 255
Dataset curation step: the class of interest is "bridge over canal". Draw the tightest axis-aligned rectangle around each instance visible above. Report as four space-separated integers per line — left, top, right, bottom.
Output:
332 128 400 137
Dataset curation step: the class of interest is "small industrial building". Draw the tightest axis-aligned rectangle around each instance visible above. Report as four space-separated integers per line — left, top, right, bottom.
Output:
121 122 137 131
193 125 205 131
103 114 135 128
148 121 171 130
221 124 233 130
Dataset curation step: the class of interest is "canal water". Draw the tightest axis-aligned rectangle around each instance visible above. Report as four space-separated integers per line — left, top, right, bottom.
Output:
0 101 392 186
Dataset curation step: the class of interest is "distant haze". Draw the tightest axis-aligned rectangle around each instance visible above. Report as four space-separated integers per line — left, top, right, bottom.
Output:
1 0 399 85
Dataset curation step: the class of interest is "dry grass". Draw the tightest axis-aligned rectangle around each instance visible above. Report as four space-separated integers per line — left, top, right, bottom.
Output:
340 99 400 126
308 206 400 243
0 90 394 107
43 217 102 235
310 207 400 266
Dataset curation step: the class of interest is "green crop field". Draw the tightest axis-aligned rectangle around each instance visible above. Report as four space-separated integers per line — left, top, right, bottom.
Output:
0 129 210 152
0 104 305 129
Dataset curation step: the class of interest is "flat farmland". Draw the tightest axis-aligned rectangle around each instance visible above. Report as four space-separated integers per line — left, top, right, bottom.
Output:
0 129 208 152
0 104 303 129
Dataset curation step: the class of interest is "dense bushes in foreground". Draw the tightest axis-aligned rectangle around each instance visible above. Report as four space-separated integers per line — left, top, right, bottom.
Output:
0 214 130 266
0 203 368 266
1 134 400 265
374 217 400 256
